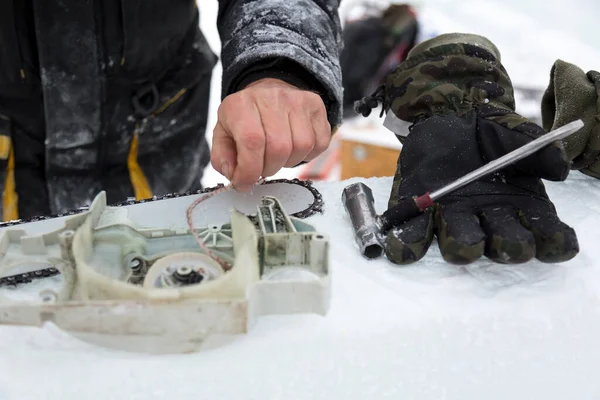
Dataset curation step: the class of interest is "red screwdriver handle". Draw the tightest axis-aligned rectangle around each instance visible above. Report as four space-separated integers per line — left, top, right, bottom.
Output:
414 192 434 211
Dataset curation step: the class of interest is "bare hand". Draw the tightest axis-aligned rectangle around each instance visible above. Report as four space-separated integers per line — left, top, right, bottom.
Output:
210 78 331 192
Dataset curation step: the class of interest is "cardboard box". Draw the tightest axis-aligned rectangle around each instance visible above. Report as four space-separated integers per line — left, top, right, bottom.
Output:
337 118 402 180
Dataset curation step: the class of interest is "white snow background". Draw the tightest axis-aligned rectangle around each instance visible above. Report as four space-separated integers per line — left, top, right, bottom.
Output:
1 1 600 399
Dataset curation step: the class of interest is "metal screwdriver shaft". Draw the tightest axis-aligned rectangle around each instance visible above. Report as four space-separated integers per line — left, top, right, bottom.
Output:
379 119 584 232
429 119 584 200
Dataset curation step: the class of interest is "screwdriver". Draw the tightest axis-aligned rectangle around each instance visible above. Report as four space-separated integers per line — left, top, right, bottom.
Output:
379 119 584 232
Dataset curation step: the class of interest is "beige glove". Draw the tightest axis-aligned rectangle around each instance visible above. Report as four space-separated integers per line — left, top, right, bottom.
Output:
541 60 600 178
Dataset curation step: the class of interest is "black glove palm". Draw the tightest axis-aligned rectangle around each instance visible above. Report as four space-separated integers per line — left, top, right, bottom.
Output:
385 107 578 265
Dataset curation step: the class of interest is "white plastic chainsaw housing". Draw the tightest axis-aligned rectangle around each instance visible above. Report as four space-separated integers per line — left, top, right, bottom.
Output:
0 191 330 354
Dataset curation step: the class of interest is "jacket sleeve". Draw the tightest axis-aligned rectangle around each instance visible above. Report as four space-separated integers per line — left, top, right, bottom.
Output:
217 0 343 128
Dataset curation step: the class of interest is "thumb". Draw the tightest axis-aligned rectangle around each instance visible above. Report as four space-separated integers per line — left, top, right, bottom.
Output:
478 117 570 181
211 121 238 181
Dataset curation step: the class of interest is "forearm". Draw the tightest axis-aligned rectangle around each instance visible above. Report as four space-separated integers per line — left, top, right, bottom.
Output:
216 0 343 128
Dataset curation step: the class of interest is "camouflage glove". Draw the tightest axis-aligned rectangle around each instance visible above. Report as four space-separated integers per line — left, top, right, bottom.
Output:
356 33 579 265
385 110 578 265
541 60 600 178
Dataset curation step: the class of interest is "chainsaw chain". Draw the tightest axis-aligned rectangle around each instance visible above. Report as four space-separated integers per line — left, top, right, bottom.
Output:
261 178 324 219
0 178 324 228
0 267 60 288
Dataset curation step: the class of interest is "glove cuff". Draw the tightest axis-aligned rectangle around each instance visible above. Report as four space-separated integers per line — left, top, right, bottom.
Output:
542 59 600 174
380 34 515 124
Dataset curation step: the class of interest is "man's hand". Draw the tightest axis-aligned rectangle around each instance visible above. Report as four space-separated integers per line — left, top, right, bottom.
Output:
211 78 331 192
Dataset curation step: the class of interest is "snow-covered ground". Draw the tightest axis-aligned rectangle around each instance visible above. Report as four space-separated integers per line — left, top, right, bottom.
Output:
2 2 600 399
1 173 600 399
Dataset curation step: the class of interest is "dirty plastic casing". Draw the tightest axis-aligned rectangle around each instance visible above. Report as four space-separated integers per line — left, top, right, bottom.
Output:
0 191 330 354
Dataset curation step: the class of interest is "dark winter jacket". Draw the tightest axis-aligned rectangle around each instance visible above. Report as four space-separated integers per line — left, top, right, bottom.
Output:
0 0 343 220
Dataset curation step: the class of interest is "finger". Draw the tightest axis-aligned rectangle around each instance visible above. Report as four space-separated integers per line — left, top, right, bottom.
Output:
218 97 265 191
304 107 331 161
285 110 315 167
261 104 293 177
210 121 237 181
479 206 535 264
478 117 570 181
435 202 485 265
385 210 435 265
517 201 579 263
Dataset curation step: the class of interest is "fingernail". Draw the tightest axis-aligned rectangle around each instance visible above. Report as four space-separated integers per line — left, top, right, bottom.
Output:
236 184 253 193
221 161 231 181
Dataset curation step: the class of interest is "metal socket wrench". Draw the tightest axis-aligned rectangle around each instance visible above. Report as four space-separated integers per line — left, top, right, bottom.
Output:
341 182 384 259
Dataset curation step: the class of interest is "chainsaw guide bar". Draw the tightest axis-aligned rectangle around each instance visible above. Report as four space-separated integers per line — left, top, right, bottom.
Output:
0 178 324 228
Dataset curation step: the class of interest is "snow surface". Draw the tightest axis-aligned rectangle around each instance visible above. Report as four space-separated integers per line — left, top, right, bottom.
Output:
2 2 600 399
1 173 600 399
